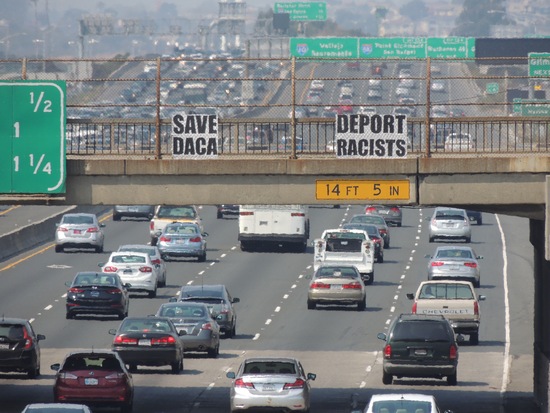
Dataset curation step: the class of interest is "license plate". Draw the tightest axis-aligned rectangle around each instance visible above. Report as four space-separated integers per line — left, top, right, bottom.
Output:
123 269 133 274
0 343 9 349
414 349 428 356
445 223 455 228
330 285 342 290
91 291 100 297
73 229 82 234
262 384 275 391
84 378 98 385
138 339 151 346
176 239 186 244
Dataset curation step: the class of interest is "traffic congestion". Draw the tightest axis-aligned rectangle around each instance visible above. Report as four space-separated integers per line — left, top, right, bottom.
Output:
0 204 534 413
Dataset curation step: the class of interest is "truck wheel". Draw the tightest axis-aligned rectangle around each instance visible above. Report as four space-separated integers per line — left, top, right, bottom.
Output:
469 333 479 345
240 241 249 252
447 373 458 385
382 372 393 385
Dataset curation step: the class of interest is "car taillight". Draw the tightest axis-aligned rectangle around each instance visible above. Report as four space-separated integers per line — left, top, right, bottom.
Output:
23 328 32 350
310 282 330 289
365 206 377 213
473 301 479 315
283 378 305 389
150 221 155 230
449 344 458 359
60 372 79 380
234 378 255 388
201 322 213 330
152 336 177 345
383 344 392 358
390 207 400 212
431 261 444 267
87 226 100 233
105 372 125 380
189 236 201 242
464 262 477 268
106 288 122 294
69 287 84 293
343 282 362 289
151 259 161 265
114 336 138 345
411 302 417 313
291 212 305 217
378 229 387 235
240 211 253 216
139 266 153 273
159 236 171 242
103 266 118 272
57 226 69 232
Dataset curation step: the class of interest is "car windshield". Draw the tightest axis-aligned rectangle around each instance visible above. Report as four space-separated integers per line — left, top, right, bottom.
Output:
74 274 115 286
165 225 199 235
111 255 146 264
371 400 432 413
436 249 473 259
63 355 122 371
160 305 206 318
419 283 474 299
244 361 296 375
156 206 196 219
392 321 450 342
0 324 24 340
435 213 465 221
120 319 173 333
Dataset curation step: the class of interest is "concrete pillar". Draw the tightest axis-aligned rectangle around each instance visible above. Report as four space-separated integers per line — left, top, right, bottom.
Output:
532 217 550 412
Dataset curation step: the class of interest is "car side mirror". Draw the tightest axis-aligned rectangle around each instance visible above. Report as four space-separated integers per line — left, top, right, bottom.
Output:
100 223 106 227
377 332 387 341
406 293 414 300
169 297 177 303
51 363 60 371
307 373 316 381
65 281 72 287
178 330 187 336
108 328 117 336
232 298 240 303
124 283 132 289
226 371 236 379
37 334 46 341
203 232 209 237
98 263 105 268
478 295 486 301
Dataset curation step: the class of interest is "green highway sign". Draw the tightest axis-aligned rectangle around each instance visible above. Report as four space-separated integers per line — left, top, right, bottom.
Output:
486 82 499 95
274 2 327 21
427 37 471 58
521 100 550 116
0 81 66 194
290 37 358 58
513 98 522 113
529 52 550 77
359 37 426 58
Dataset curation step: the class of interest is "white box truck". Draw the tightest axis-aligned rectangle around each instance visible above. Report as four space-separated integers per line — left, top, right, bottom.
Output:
238 205 309 252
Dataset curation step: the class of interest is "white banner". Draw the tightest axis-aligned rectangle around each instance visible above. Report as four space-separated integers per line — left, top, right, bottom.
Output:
335 114 408 158
171 113 219 159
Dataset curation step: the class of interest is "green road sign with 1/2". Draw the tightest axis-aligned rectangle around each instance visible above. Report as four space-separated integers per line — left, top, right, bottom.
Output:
274 2 327 21
0 81 66 194
427 37 470 58
529 53 550 77
290 37 358 58
359 37 426 58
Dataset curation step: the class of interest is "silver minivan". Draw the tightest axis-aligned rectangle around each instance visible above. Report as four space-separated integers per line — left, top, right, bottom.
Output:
428 207 471 243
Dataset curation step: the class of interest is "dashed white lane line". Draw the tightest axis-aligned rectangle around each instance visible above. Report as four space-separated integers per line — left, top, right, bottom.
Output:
283 294 289 299
220 253 227 258
187 280 193 285
209 262 215 266
253 333 260 340
291 284 297 289
44 305 53 311
275 307 281 312
206 383 215 390
265 319 272 325
390 306 395 313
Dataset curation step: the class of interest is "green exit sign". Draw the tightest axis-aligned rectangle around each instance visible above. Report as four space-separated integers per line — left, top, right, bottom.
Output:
529 52 550 77
274 2 327 21
0 81 66 194
486 83 499 95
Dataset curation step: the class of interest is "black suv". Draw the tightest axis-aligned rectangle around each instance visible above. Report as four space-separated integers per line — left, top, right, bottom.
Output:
171 284 240 338
0 317 46 378
377 313 458 386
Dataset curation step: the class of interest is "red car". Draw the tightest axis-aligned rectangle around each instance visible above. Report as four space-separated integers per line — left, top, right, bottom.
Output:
51 351 133 412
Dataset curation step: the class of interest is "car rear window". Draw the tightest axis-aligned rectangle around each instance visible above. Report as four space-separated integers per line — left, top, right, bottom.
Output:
63 356 122 371
244 362 296 375
157 206 196 219
0 324 24 340
316 266 358 278
371 400 432 413
420 283 474 299
392 321 450 342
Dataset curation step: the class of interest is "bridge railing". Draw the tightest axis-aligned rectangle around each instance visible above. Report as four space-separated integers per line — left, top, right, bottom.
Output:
1 55 548 158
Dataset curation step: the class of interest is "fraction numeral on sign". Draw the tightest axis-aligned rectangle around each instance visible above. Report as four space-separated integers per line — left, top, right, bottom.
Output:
29 91 52 113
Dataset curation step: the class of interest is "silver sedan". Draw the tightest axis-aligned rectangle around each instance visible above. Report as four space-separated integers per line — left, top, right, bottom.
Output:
226 357 316 412
157 222 208 262
307 264 367 311
427 245 482 287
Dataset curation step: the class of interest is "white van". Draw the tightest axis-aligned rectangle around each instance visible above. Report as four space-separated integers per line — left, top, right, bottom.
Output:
238 205 309 252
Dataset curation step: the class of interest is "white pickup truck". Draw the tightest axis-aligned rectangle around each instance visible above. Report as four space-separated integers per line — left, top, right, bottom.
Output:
406 280 486 345
313 228 375 285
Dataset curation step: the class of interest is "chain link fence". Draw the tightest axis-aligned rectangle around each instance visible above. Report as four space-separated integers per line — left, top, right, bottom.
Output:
2 56 548 158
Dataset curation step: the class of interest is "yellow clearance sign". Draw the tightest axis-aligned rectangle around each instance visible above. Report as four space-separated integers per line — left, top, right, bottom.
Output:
316 180 410 200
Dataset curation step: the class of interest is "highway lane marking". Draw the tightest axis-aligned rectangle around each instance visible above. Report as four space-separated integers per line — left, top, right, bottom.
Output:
44 305 53 310
0 205 20 216
220 253 227 258
283 294 289 299
291 284 297 289
253 333 260 340
390 306 395 313
265 319 272 325
275 306 281 312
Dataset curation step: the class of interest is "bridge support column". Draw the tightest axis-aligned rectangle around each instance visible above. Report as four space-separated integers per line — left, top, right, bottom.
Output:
532 217 550 412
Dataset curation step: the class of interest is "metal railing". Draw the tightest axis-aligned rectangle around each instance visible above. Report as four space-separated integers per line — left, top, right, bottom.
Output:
2 55 548 158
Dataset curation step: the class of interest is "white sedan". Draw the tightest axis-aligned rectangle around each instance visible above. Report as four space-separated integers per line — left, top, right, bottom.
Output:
100 252 158 298
117 244 167 287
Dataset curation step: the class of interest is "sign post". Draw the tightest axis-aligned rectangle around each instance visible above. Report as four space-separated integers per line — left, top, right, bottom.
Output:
0 81 66 194
274 2 327 21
